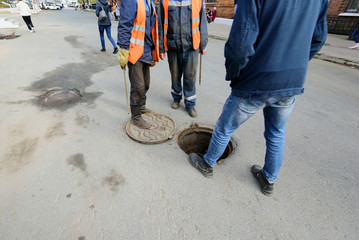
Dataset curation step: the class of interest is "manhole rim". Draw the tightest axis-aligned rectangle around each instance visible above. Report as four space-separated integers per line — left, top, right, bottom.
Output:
176 123 236 163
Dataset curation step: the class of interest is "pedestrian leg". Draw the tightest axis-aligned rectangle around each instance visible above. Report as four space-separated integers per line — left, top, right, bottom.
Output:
182 49 199 109
22 16 32 30
203 95 264 166
167 51 183 103
98 25 106 50
262 96 295 183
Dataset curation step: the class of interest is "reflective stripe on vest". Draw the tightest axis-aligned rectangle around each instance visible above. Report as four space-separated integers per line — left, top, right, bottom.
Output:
129 0 159 64
162 0 201 51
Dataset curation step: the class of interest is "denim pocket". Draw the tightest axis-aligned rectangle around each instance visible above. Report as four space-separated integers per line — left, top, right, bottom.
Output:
237 98 264 114
275 96 295 107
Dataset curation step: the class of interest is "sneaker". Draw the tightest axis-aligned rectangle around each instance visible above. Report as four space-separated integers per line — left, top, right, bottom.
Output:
113 47 119 54
188 153 213 178
251 165 274 196
31 28 35 33
186 107 197 118
348 44 359 49
29 30 33 33
100 49 106 52
171 101 180 109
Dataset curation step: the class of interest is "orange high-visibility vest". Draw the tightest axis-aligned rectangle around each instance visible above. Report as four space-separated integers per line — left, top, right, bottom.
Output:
162 0 202 51
129 0 159 64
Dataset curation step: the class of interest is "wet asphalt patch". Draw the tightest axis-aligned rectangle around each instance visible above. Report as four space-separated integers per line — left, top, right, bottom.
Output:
25 35 117 110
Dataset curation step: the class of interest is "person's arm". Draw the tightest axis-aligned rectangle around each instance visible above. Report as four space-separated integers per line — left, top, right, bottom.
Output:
309 0 328 60
224 0 259 80
95 2 101 17
157 0 165 53
117 0 136 50
199 0 208 54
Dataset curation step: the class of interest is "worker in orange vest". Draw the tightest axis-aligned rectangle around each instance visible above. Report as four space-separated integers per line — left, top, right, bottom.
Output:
157 0 208 118
117 0 159 129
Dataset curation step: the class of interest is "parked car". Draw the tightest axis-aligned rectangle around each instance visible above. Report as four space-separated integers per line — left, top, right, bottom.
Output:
44 2 61 10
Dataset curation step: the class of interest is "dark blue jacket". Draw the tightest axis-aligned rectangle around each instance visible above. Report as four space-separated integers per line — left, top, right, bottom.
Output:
226 0 328 98
96 0 112 26
117 0 156 64
157 0 208 53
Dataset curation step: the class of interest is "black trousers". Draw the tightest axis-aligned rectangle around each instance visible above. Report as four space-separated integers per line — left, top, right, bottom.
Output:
128 61 150 107
22 16 34 30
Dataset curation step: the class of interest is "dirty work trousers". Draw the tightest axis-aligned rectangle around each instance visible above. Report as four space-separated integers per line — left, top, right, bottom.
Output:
22 16 34 31
167 49 199 109
128 61 150 107
203 94 295 184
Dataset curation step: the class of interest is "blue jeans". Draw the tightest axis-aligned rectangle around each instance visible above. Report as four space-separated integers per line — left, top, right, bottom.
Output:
98 25 117 49
353 26 359 43
204 94 295 183
167 49 199 109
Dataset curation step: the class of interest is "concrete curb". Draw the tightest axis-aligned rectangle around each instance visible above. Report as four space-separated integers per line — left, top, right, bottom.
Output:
314 53 359 69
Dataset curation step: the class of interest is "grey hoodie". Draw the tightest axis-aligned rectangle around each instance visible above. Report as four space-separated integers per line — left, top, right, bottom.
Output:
96 0 112 26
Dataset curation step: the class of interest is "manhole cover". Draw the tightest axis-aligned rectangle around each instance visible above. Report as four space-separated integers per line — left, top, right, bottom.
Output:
177 123 236 164
38 88 82 107
126 113 176 144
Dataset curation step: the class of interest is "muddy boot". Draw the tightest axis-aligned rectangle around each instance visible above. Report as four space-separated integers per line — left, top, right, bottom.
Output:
131 106 151 129
141 105 154 114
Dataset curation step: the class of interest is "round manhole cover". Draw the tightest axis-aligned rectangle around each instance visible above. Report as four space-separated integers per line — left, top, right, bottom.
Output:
38 88 82 107
177 123 236 164
126 113 176 144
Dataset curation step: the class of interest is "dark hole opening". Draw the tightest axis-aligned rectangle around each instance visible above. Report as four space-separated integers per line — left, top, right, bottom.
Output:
177 126 235 164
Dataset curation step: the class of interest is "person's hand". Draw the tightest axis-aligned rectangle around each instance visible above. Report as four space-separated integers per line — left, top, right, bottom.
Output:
150 61 156 67
200 48 207 55
160 53 166 60
118 48 129 69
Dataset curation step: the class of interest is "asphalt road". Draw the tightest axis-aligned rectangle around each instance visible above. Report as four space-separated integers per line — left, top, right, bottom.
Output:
0 9 358 239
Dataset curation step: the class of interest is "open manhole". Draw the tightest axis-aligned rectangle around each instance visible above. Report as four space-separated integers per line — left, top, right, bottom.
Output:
38 88 82 108
177 123 236 164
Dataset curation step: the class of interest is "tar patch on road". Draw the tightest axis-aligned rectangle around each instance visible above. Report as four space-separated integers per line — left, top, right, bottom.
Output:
0 138 39 173
25 35 116 110
0 33 20 40
67 153 87 172
103 169 125 193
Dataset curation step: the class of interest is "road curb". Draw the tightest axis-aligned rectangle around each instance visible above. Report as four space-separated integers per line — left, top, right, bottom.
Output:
314 53 359 69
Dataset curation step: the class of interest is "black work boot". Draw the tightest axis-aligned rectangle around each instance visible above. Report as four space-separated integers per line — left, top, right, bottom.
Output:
251 165 274 196
188 153 213 178
141 105 154 114
131 106 151 129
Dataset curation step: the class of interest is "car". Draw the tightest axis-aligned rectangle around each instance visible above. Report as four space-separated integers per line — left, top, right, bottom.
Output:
44 2 61 10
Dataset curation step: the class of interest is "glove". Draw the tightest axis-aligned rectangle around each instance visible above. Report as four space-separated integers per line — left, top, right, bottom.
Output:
150 61 156 67
118 48 129 69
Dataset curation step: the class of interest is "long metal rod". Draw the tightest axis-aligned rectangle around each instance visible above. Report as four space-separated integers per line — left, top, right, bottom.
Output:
123 68 130 114
199 54 202 85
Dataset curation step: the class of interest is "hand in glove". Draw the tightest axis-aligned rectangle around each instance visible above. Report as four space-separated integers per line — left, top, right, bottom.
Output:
118 48 129 69
150 61 156 67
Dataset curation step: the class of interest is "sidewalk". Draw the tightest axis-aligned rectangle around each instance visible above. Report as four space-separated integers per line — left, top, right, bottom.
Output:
207 18 359 69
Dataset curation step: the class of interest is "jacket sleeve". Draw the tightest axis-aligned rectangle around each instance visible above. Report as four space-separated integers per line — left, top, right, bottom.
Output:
117 0 137 50
309 0 328 60
95 2 101 17
157 0 165 53
199 0 208 51
224 0 259 80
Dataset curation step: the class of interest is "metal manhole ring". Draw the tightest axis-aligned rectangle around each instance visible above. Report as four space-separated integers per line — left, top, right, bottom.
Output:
125 113 176 144
38 88 82 107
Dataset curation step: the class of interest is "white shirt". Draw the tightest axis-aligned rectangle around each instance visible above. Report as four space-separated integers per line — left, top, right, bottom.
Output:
17 1 32 16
